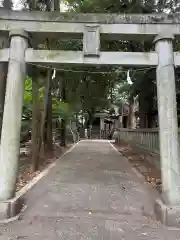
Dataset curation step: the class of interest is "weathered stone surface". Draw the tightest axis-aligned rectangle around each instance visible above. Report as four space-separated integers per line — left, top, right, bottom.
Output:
0 202 9 220
155 198 180 227
0 49 9 62
0 29 29 200
0 10 180 24
155 34 180 205
83 25 100 57
0 196 24 220
1 10 180 40
1 49 180 67
25 50 158 66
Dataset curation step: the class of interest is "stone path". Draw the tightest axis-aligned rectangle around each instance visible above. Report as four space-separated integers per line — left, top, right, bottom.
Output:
0 140 180 239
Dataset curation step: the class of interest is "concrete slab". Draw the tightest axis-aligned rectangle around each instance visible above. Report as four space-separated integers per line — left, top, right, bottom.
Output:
155 198 180 228
0 140 179 239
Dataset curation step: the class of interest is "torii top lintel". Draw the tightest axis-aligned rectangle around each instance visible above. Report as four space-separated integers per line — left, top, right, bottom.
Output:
0 10 180 40
0 9 180 23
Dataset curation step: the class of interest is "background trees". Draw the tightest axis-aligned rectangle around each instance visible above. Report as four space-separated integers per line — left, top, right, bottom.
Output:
62 0 180 128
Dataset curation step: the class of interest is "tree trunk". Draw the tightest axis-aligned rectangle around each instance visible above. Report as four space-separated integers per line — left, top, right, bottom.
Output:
2 0 12 9
43 1 59 150
60 78 66 147
45 78 53 151
147 112 153 128
139 111 147 128
31 78 40 172
138 93 147 128
127 96 134 128
60 119 66 147
40 70 51 158
87 109 94 139
127 105 131 128
51 0 60 11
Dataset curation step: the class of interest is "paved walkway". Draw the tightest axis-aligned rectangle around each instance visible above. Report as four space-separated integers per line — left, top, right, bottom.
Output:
0 140 180 239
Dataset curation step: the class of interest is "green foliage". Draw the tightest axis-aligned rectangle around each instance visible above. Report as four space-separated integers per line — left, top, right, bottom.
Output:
23 76 74 122
63 0 180 104
64 0 180 13
61 0 157 113
52 97 73 120
23 76 33 120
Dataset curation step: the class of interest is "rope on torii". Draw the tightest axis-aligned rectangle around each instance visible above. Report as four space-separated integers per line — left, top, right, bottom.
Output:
127 70 133 85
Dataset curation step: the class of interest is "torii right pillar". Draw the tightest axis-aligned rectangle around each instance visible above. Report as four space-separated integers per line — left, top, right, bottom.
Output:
154 33 180 227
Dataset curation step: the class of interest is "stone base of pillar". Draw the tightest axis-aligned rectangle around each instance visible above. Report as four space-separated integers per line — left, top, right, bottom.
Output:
155 198 180 227
0 195 25 223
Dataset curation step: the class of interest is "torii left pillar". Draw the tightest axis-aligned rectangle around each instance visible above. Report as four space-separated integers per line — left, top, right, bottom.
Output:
0 29 30 219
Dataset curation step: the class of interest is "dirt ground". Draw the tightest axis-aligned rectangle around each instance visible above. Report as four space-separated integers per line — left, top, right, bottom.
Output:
113 142 162 192
17 142 71 191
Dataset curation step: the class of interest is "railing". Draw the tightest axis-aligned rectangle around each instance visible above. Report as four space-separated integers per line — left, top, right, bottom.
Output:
114 128 160 154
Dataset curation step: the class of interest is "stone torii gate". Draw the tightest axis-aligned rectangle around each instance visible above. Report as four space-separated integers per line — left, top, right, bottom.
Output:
0 10 180 225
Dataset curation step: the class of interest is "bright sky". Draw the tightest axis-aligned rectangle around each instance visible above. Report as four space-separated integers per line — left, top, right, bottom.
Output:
13 0 22 9
13 0 67 11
